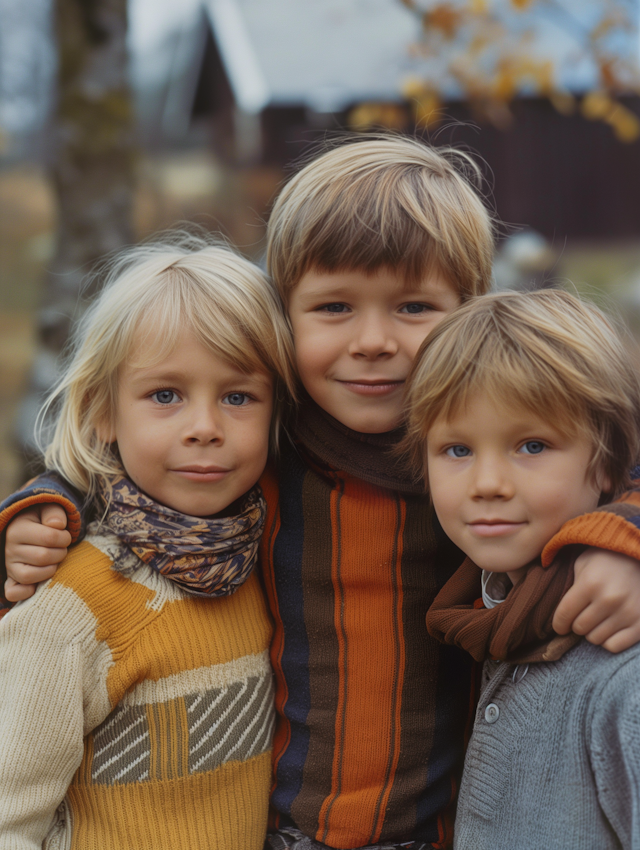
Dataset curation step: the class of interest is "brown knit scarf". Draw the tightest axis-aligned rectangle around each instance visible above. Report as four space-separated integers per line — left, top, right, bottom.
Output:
426 555 581 664
294 394 424 496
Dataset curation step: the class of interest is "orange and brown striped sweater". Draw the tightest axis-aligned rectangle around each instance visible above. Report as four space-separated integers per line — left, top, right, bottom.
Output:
0 522 274 850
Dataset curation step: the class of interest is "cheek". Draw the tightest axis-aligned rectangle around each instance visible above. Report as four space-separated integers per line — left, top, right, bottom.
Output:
294 341 330 390
428 466 462 524
404 322 443 361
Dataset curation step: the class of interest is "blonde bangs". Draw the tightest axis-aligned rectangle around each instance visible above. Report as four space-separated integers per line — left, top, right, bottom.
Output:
403 290 640 496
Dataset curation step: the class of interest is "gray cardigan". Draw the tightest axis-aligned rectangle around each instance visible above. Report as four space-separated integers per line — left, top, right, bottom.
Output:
454 640 640 849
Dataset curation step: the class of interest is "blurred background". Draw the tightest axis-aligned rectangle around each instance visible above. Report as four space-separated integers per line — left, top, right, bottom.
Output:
1 0 640 500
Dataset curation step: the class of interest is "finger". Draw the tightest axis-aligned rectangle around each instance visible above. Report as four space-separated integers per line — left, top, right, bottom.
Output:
12 542 68 567
582 614 625 647
40 504 68 530
602 625 640 654
4 577 36 602
6 562 59 586
552 585 592 634
6 522 71 550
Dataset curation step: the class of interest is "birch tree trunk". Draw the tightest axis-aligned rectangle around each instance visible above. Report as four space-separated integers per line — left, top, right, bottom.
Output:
17 0 135 468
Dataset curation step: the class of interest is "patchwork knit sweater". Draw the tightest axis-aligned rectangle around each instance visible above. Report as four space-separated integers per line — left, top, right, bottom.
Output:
0 523 274 850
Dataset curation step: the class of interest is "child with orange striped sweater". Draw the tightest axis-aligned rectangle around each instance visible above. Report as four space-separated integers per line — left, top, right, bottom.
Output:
0 236 295 849
6 137 640 849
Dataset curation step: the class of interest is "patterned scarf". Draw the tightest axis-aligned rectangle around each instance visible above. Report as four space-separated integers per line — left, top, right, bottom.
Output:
426 555 581 664
98 475 266 597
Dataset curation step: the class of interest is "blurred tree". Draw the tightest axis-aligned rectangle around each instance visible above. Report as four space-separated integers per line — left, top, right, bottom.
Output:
351 0 640 142
17 0 135 469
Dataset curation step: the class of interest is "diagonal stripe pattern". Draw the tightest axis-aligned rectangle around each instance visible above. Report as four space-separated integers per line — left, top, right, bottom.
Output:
87 675 274 786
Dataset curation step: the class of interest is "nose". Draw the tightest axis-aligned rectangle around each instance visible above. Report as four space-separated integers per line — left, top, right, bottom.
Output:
183 402 225 445
348 312 398 359
470 455 514 501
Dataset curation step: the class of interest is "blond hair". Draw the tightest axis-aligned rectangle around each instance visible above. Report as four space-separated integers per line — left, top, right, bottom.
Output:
41 233 296 498
403 290 640 496
267 134 495 301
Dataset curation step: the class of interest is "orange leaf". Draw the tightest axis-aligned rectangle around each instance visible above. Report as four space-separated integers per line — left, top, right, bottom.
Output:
425 3 462 39
413 91 443 127
606 105 640 143
581 91 615 121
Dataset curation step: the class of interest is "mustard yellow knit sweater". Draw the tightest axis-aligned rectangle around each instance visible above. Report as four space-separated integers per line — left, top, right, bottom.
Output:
0 524 274 850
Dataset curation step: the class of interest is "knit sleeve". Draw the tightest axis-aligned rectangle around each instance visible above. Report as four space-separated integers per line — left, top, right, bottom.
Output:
0 576 110 848
541 489 640 567
0 472 87 619
587 650 640 849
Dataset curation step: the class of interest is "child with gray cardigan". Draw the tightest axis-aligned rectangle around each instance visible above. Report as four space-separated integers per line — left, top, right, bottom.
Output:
403 289 640 849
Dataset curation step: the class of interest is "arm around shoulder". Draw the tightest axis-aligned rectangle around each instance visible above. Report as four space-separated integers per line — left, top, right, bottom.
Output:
542 490 640 566
1 472 86 611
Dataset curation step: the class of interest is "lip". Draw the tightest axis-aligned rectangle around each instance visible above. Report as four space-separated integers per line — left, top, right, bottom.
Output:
172 465 232 482
337 379 404 396
467 520 526 538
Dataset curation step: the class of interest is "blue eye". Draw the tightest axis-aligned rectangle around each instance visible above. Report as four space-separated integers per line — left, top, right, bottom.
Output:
152 390 180 405
401 303 431 314
446 445 471 458
224 392 250 406
321 303 349 313
520 441 546 455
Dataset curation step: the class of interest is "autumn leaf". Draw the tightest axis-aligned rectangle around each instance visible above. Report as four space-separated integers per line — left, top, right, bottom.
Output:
348 103 408 131
606 104 640 142
400 0 640 142
581 91 616 121
425 4 462 39
404 87 443 127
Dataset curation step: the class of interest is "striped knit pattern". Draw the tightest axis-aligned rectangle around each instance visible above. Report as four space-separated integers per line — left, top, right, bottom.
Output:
0 526 274 850
260 439 476 849
542 490 640 566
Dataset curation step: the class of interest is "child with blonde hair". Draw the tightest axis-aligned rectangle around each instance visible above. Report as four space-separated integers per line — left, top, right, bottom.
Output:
404 290 640 848
0 235 295 849
6 137 640 849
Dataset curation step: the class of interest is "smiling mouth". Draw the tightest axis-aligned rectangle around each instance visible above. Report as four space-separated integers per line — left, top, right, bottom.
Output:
338 379 404 395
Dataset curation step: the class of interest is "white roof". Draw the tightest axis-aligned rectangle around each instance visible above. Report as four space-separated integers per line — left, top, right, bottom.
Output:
201 0 638 113
203 0 423 113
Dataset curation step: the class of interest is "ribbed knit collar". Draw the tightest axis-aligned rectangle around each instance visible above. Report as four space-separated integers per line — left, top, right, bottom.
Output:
293 394 425 496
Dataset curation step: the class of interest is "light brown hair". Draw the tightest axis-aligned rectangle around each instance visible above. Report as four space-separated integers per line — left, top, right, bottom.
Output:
266 135 495 302
403 289 640 497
